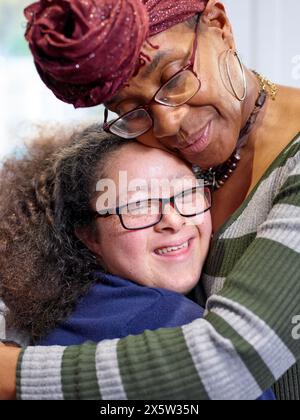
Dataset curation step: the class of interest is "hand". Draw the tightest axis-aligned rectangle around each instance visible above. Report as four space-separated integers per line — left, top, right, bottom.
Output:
0 342 21 400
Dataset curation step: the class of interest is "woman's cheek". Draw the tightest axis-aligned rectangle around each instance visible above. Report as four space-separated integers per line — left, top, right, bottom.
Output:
115 232 152 281
122 231 148 255
196 212 213 245
113 230 148 262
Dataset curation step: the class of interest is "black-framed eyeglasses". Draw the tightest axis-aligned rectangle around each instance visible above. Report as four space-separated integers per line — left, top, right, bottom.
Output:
92 186 211 231
103 16 201 140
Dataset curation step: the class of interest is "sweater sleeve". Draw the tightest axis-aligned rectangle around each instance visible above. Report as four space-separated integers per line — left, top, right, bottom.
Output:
17 166 300 400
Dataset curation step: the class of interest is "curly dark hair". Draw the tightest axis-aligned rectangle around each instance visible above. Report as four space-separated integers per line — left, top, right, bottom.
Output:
0 125 134 341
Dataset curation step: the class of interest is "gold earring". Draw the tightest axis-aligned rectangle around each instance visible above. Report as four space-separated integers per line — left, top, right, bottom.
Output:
225 49 247 101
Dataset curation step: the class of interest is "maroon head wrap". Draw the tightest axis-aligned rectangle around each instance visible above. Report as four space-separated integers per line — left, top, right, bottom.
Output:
24 0 208 108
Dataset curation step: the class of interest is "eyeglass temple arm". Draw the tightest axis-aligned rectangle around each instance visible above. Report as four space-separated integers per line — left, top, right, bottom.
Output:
104 108 109 125
92 210 113 219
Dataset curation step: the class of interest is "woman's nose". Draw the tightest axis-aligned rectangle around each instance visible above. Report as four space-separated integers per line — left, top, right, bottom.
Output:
154 203 186 233
151 103 189 139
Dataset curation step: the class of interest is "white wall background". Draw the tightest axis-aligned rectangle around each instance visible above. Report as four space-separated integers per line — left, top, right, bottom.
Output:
0 0 299 159
0 56 99 158
223 0 300 86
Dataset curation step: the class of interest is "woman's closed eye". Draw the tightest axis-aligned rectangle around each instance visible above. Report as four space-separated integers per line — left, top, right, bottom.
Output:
164 76 179 90
118 102 141 115
109 99 141 116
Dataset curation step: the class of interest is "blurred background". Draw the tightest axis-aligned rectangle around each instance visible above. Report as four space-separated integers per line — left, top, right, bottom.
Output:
0 0 299 159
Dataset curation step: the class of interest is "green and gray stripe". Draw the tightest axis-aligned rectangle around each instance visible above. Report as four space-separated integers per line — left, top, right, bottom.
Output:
220 152 300 240
209 296 296 380
202 274 226 297
95 339 126 400
20 346 66 400
257 204 300 253
182 318 263 400
117 328 208 400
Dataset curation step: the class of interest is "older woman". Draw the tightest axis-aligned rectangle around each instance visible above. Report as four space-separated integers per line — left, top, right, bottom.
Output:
1 0 300 400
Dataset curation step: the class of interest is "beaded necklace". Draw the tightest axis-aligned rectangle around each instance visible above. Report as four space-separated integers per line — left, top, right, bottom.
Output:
194 71 278 190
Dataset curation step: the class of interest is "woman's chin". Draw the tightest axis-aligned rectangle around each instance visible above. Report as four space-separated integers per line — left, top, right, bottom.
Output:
192 143 231 168
190 130 238 169
158 275 199 295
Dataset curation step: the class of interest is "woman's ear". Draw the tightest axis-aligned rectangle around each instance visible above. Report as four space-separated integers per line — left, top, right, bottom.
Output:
75 224 103 259
201 0 235 49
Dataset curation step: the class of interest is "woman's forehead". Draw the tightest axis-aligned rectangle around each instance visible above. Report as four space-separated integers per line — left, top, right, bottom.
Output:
93 144 197 204
105 28 194 107
109 142 193 177
105 52 176 106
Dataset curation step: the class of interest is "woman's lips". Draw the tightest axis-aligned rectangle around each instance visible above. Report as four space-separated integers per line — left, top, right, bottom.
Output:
153 239 194 262
180 122 211 156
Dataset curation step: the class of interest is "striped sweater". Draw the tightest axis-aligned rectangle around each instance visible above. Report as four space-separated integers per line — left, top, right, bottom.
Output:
17 132 300 400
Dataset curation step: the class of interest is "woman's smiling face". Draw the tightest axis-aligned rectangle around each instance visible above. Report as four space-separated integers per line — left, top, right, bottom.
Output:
83 143 212 294
105 3 246 170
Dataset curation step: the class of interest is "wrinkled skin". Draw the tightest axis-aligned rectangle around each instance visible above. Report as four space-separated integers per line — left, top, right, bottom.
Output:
106 1 256 170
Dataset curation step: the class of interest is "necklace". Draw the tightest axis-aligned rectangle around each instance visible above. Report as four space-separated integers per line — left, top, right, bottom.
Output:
194 71 278 190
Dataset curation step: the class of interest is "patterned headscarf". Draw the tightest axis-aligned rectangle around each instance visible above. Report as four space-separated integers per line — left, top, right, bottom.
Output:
25 0 208 108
